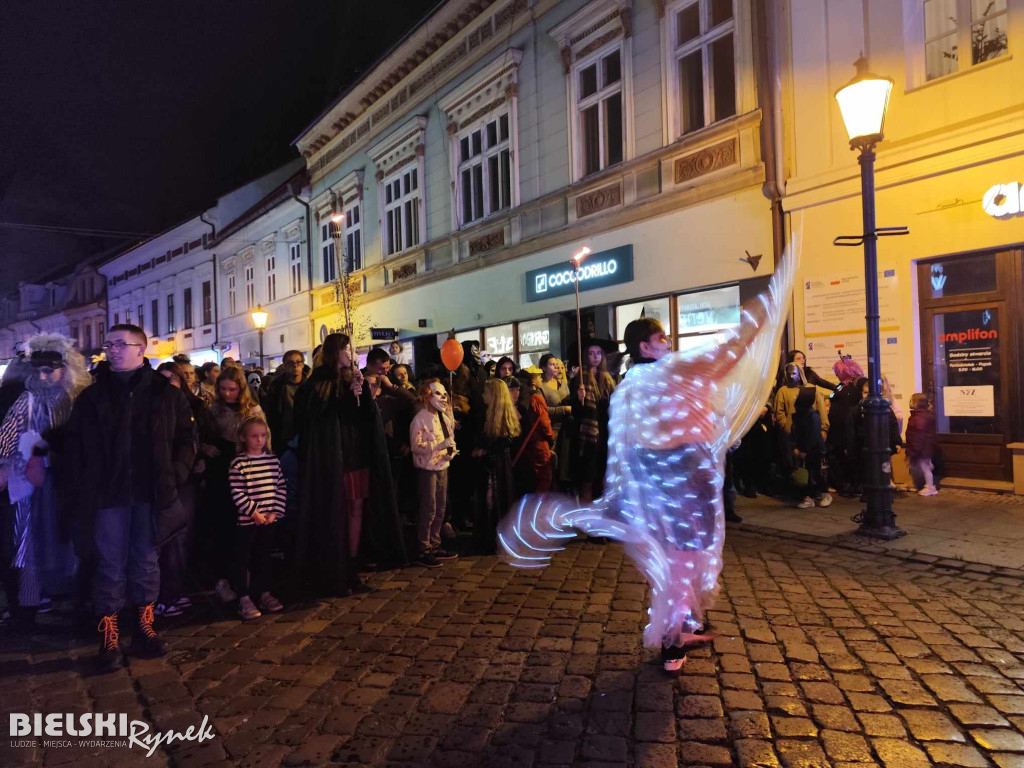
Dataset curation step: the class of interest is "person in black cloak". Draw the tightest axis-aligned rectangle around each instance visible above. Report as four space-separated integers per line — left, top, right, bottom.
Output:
293 333 406 597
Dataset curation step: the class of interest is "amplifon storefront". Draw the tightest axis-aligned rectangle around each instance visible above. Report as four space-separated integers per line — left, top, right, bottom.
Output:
788 159 1024 484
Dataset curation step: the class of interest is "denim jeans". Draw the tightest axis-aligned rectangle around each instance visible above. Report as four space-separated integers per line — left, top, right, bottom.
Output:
93 504 159 616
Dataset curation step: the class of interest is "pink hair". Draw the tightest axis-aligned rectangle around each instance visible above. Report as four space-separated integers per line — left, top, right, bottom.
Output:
833 357 865 384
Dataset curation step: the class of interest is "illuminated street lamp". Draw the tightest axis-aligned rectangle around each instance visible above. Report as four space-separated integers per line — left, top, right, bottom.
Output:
833 57 908 539
570 246 590 384
251 305 268 370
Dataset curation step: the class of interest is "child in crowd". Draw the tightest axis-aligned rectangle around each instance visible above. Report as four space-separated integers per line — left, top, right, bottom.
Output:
905 393 938 496
228 417 286 619
791 383 832 509
410 379 458 569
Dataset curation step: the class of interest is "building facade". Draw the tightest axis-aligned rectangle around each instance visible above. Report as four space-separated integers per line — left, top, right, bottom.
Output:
100 216 221 368
781 0 1023 482
296 0 781 372
0 261 107 363
209 167 314 370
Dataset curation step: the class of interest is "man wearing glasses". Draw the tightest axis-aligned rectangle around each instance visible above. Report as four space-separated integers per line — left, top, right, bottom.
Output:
66 324 196 671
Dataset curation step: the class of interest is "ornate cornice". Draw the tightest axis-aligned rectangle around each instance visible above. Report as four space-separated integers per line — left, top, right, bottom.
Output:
575 182 622 218
673 138 738 184
298 0 530 180
368 116 428 180
550 0 632 72
437 49 523 129
468 228 505 255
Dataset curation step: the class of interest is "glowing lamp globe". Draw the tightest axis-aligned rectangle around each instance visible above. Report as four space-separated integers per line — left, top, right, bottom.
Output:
251 306 268 330
834 57 892 148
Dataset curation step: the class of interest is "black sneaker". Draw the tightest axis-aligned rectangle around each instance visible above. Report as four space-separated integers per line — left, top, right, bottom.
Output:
434 549 459 562
725 511 743 523
96 614 124 672
134 604 167 657
415 553 442 569
661 644 688 672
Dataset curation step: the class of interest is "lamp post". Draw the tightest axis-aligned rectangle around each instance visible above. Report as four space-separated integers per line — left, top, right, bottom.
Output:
329 197 352 338
251 305 268 371
833 56 908 540
570 247 590 383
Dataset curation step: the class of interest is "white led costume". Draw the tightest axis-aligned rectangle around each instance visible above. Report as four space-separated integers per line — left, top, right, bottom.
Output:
499 246 796 648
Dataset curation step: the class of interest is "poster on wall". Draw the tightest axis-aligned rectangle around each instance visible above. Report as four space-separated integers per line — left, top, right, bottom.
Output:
802 269 902 387
803 333 903 384
803 269 899 336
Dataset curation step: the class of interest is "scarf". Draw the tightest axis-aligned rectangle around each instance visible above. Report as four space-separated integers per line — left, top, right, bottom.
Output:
577 375 601 446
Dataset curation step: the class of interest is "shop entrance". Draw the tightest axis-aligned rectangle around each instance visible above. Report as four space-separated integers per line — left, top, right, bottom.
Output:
918 250 1023 481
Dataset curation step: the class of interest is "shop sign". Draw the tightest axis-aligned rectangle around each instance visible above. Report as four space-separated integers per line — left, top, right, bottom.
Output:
525 245 633 302
982 181 1024 218
370 327 398 340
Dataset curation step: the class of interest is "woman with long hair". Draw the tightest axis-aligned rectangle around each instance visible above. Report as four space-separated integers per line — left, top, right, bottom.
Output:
204 366 263 602
538 354 571 490
569 340 617 503
511 369 555 496
472 379 520 553
293 333 405 596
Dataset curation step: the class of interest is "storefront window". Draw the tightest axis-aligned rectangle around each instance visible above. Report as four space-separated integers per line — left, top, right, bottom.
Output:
436 329 481 349
932 307 1001 434
926 254 997 299
615 298 671 339
484 324 515 363
518 318 550 368
676 284 740 351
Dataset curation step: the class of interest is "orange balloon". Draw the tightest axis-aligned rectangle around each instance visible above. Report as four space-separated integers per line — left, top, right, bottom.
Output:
440 339 464 371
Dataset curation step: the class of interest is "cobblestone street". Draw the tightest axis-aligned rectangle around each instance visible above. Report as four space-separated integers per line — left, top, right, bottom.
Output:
5 524 1024 768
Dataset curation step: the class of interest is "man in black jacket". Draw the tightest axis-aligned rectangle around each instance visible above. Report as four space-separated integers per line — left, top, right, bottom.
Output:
66 324 195 671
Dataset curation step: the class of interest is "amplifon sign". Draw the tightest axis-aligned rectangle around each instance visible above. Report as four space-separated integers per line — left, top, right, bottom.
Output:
525 245 633 302
982 182 1024 219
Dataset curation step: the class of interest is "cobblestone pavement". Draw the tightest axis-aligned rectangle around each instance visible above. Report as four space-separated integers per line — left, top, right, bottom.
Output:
4 526 1024 768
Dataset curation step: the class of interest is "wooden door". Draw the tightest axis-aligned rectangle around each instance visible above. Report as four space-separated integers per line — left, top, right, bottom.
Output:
918 250 1022 481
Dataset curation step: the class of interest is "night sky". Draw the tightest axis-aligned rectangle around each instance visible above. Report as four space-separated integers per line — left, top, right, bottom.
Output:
0 0 438 293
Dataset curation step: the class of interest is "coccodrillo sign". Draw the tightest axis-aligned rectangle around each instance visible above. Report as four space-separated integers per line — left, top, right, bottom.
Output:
525 245 633 302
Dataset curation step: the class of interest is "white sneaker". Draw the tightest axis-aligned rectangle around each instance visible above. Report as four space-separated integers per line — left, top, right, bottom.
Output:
817 493 833 508
919 486 938 497
796 497 815 509
214 579 237 603
238 596 261 621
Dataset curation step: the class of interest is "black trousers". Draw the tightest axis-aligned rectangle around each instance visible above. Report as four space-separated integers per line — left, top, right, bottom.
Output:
231 523 275 600
159 482 196 605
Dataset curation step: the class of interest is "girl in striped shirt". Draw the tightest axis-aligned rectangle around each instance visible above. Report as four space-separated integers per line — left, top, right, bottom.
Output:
228 417 286 620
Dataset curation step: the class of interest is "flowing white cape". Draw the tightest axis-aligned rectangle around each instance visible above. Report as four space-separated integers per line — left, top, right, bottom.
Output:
499 244 797 647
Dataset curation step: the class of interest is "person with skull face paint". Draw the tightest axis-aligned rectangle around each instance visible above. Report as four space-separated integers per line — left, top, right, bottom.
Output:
410 378 459 568
0 334 88 626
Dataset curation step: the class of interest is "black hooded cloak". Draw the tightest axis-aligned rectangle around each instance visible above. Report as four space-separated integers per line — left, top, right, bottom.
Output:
292 367 406 594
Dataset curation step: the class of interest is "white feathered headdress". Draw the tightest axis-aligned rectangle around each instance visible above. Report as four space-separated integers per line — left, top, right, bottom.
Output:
26 332 90 395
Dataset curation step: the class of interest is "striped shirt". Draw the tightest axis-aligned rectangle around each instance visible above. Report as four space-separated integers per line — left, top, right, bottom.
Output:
228 452 286 526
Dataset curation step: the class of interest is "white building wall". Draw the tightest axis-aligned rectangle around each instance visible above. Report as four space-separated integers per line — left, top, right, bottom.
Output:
213 196 313 367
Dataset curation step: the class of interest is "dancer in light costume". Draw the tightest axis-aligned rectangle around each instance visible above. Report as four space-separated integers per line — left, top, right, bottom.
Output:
498 245 796 670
